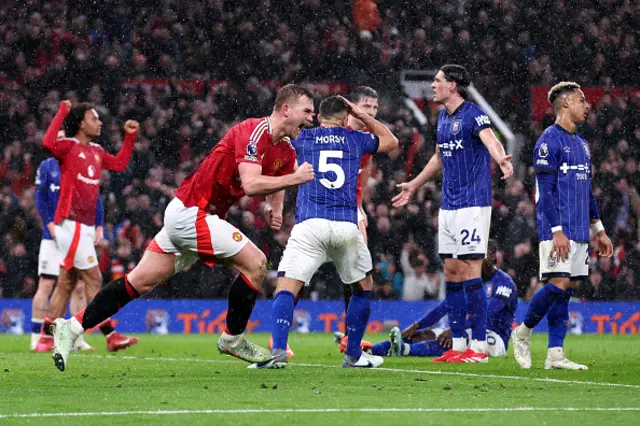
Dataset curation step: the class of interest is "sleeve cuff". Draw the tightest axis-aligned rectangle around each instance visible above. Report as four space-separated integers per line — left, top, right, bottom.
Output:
551 226 563 233
591 221 604 234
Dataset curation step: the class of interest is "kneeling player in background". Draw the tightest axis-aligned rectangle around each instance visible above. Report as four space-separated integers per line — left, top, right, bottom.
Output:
335 240 516 361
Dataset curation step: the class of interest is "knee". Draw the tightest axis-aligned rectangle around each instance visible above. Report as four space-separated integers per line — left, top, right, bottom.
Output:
246 252 267 284
73 281 86 297
444 262 461 282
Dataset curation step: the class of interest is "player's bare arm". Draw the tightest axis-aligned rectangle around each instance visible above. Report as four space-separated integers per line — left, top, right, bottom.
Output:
265 190 285 231
478 128 513 180
238 162 314 197
392 145 442 208
339 96 398 153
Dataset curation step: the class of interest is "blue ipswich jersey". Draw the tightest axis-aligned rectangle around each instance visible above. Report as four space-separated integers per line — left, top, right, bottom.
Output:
292 127 379 224
35 158 104 240
534 125 593 242
485 269 518 349
436 102 493 210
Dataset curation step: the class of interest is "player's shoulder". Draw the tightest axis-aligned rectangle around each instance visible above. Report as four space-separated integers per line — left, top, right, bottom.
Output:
39 157 59 171
535 126 562 148
462 101 486 116
494 269 517 289
239 117 271 141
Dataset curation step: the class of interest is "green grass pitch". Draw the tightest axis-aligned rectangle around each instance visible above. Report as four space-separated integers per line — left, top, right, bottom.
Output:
1 333 639 425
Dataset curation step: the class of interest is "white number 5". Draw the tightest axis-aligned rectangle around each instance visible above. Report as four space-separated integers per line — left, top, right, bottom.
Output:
319 150 345 189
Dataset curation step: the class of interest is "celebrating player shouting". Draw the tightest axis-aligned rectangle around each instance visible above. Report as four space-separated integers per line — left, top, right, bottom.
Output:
512 82 613 370
393 64 513 363
50 85 316 372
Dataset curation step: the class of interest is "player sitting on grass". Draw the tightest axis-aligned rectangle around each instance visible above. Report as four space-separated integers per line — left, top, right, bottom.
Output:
335 240 517 360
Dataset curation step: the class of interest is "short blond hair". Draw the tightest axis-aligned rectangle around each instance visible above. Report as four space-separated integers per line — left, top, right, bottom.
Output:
547 81 581 106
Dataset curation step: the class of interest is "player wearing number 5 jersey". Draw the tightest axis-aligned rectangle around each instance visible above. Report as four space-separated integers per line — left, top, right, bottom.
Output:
393 64 513 364
254 96 399 369
513 82 613 370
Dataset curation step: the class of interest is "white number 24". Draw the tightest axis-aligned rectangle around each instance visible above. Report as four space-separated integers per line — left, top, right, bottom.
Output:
319 150 345 189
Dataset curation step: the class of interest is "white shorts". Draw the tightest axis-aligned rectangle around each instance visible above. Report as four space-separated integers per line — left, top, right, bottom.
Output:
38 239 61 277
539 240 589 281
439 206 491 259
54 220 98 271
464 328 506 357
278 218 373 285
148 198 250 273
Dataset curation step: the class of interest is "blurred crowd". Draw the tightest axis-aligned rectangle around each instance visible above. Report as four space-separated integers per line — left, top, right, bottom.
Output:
0 0 638 301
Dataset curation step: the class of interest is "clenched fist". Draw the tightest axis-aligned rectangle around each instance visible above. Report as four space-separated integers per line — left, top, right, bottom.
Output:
294 161 315 184
124 120 140 134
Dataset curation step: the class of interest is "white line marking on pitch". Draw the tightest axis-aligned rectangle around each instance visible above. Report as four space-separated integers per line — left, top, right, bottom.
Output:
1 407 640 419
82 355 640 389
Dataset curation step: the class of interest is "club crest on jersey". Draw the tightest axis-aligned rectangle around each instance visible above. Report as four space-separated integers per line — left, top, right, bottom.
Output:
232 232 243 242
94 154 101 163
538 143 549 158
582 142 591 158
451 120 462 135
273 158 282 172
547 254 558 269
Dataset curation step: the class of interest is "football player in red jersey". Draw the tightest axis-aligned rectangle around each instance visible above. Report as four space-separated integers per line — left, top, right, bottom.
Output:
39 101 140 352
50 85 316 372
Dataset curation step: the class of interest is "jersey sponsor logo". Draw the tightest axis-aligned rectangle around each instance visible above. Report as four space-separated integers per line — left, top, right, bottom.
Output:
451 119 462 135
474 115 490 127
563 145 571 153
232 232 243 242
538 143 549 158
273 158 282 172
438 140 464 150
560 162 590 175
49 183 60 192
76 173 100 185
582 142 591 159
495 286 512 298
87 165 96 178
315 135 346 144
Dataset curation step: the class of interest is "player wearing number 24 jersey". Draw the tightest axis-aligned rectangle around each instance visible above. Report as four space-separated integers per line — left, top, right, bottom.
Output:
256 96 398 370
393 64 513 364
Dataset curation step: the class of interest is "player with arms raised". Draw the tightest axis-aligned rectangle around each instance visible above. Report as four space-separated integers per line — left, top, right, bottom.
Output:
512 82 613 370
255 96 399 369
393 64 513 363
49 85 316 372
40 102 139 352
31 129 103 352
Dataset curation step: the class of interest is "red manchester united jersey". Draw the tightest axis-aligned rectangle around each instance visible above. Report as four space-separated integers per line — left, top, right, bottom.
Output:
352 127 372 205
42 103 136 226
174 117 296 217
